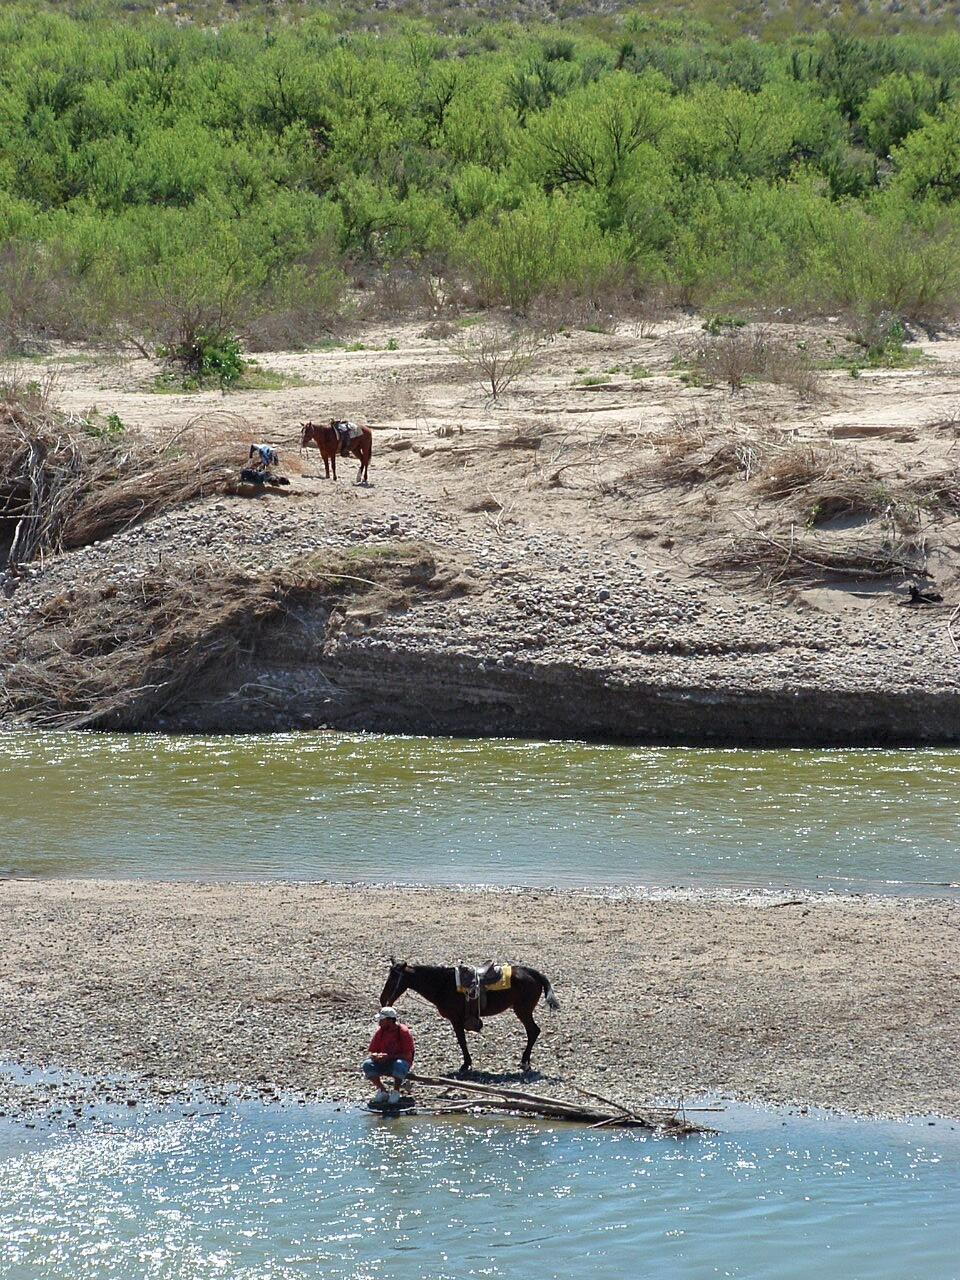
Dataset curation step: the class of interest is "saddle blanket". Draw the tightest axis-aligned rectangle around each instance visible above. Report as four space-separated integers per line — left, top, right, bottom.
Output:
456 963 512 994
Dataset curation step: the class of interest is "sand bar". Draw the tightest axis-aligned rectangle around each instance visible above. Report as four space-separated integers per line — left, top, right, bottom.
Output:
1 880 957 1119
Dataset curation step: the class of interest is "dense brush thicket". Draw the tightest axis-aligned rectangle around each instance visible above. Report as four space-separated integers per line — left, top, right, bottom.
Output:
5 6 960 350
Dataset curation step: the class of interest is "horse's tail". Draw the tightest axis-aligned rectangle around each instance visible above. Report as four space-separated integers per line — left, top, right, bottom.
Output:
529 968 560 1011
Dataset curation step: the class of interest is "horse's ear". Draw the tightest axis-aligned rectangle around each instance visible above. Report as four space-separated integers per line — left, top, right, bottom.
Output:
389 955 396 966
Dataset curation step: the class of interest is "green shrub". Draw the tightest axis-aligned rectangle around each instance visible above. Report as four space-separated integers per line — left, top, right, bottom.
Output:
159 332 246 390
1 5 960 339
462 194 626 311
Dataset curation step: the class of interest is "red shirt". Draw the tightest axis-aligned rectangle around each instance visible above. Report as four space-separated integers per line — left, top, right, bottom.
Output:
368 1021 415 1064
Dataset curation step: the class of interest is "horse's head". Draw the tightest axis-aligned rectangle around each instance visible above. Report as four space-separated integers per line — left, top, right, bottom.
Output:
380 957 413 1007
299 422 315 451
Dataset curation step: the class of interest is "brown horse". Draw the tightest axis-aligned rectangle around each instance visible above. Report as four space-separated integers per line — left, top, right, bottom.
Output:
300 420 372 485
380 959 560 1073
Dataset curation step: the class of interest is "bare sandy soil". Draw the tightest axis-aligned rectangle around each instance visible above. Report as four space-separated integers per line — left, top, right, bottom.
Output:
29 313 960 609
5 313 960 741
0 880 957 1121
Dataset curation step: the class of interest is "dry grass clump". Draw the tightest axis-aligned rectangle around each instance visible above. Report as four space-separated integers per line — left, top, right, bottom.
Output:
709 527 927 585
0 383 244 566
61 433 238 552
910 469 960 515
640 413 771 488
752 444 948 531
0 545 434 729
496 425 545 450
692 329 821 398
754 444 856 500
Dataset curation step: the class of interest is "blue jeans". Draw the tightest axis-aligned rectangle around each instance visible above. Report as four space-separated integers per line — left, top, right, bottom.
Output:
362 1057 411 1082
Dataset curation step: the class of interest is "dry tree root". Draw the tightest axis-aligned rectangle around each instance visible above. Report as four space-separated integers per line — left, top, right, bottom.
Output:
0 545 435 730
0 393 249 567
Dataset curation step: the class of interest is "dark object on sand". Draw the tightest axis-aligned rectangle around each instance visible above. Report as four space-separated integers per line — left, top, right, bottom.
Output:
238 468 290 488
366 1094 416 1116
901 583 943 606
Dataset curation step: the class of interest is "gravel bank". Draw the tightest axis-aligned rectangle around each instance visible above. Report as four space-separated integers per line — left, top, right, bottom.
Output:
4 457 960 743
1 880 957 1120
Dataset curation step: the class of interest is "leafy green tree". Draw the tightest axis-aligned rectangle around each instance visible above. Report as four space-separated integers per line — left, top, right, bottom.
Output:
859 72 948 156
891 102 960 202
462 193 625 310
522 73 668 197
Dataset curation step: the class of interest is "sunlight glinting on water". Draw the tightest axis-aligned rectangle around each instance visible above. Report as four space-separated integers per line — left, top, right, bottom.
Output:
1 1102 958 1280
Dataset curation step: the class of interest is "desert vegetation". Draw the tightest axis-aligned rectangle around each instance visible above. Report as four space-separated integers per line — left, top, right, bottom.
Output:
4 5 960 359
0 373 243 564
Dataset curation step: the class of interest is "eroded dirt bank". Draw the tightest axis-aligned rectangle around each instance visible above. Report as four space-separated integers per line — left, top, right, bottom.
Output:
5 315 960 743
1 880 957 1119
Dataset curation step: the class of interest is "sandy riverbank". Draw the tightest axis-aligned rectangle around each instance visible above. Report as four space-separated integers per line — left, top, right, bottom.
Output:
5 316 960 744
1 880 957 1120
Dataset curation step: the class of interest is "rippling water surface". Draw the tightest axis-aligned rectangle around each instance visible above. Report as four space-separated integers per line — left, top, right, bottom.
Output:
1 1100 957 1280
2 732 959 890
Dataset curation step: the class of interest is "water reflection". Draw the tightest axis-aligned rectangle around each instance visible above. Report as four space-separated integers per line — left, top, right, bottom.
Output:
0 1099 957 1279
1 732 958 892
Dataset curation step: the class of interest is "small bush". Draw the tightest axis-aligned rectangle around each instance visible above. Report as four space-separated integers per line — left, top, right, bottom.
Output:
85 411 125 441
188 333 246 391
693 329 820 397
449 324 543 401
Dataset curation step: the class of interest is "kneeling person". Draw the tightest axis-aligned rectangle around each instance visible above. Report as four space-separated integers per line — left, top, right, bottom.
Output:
362 1006 415 1104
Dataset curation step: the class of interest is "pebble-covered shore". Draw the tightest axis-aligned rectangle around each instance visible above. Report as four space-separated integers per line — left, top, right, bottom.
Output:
4 432 959 741
1 880 957 1123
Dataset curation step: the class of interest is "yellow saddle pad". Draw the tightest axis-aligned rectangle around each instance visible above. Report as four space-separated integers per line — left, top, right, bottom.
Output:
457 963 512 994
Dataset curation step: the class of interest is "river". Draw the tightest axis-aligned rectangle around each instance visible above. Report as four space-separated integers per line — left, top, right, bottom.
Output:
2 732 958 891
1 1085 957 1280
3 730 958 1278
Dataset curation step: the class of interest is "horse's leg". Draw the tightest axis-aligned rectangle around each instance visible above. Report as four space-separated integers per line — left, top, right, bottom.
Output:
516 1005 540 1071
323 449 331 479
453 1018 472 1072
331 449 337 481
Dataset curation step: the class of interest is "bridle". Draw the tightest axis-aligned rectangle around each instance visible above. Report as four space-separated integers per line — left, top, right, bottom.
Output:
383 964 410 1005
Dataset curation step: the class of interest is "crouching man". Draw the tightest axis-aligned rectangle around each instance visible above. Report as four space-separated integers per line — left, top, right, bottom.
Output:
362 1006 415 1104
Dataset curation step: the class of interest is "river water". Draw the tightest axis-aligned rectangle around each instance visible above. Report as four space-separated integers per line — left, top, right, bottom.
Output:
3 731 958 1274
1 1093 957 1280
2 732 958 891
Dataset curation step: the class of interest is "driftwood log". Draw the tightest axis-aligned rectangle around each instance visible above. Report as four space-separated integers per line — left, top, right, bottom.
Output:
406 1073 717 1135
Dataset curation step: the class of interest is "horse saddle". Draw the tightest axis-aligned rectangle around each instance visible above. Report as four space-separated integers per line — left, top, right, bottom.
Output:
331 420 359 456
456 962 513 1029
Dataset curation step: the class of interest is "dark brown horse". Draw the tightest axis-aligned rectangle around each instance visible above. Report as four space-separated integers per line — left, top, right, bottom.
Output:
300 420 373 485
380 959 560 1073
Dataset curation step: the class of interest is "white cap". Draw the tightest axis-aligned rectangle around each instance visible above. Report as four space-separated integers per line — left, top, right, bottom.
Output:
378 1006 398 1020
